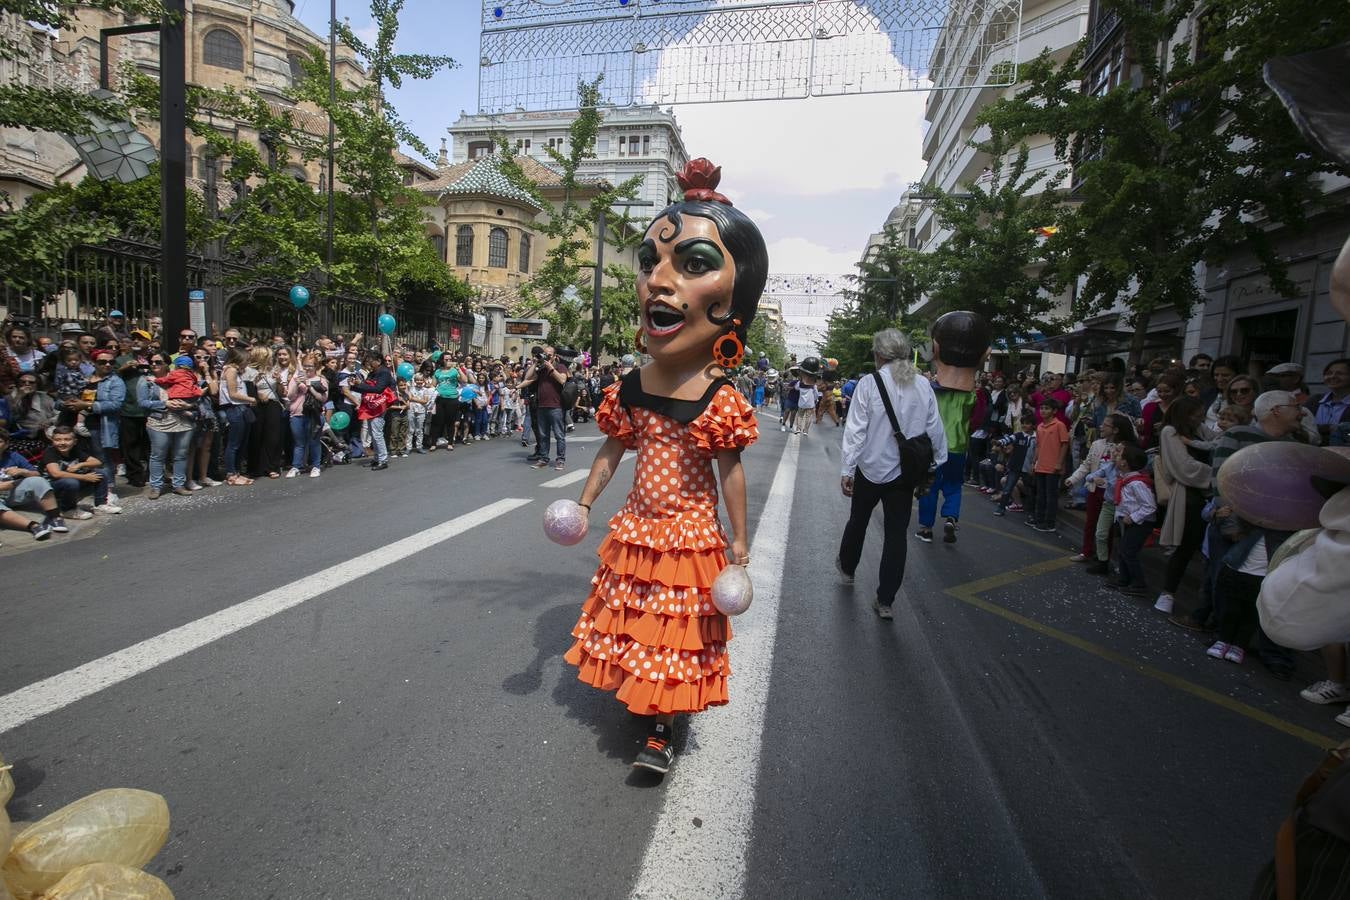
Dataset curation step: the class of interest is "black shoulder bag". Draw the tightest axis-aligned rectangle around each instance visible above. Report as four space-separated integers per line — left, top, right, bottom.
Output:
871 371 935 488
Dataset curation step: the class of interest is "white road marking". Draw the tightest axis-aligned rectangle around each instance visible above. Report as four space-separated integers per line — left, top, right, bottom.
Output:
0 498 533 735
540 452 635 489
630 438 799 900
564 435 605 443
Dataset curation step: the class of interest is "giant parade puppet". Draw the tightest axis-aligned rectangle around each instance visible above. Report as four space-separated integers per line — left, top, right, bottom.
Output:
542 159 767 776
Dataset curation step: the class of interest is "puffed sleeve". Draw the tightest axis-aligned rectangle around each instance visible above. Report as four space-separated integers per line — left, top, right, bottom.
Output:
595 382 638 449
693 384 759 453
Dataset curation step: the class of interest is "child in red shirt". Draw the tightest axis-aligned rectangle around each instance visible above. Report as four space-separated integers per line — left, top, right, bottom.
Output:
154 355 203 400
1031 398 1070 532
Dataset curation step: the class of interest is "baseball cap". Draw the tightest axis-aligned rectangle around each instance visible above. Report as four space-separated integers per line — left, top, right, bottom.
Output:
130 329 152 340
1266 362 1304 376
109 310 125 318
174 355 194 367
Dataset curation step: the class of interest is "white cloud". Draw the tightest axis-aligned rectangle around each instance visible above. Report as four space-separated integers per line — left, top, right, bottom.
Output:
649 2 930 196
763 236 861 274
673 92 928 196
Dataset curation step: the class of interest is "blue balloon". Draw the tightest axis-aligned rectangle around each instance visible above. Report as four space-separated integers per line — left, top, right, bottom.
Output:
396 362 414 380
377 313 396 335
289 284 310 308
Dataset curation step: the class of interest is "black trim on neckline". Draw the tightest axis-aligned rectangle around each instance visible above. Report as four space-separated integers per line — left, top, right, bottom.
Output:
618 369 730 425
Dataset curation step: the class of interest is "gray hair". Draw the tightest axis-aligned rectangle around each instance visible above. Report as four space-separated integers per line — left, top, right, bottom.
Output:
1253 390 1298 420
872 328 917 385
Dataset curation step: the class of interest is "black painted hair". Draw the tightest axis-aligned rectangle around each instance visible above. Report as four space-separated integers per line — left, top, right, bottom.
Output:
647 200 769 340
931 310 991 368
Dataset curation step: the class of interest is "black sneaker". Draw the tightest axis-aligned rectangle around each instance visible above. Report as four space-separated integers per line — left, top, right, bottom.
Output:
943 518 957 543
633 722 675 774
915 528 933 543
48 517 69 534
835 555 854 584
30 521 52 541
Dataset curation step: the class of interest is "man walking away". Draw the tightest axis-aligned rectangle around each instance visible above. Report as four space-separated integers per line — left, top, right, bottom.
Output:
837 329 948 620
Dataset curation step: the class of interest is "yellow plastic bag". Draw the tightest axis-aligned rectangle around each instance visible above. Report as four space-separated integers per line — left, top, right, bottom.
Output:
0 751 14 807
1 790 168 899
1 806 11 862
38 863 173 900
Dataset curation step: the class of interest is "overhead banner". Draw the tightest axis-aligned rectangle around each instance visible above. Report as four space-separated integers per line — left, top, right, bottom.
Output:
479 0 1023 113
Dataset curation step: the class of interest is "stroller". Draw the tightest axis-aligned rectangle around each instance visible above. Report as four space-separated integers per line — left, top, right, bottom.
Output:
318 423 350 467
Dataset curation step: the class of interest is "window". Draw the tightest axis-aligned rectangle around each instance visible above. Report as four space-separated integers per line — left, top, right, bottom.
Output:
455 225 474 266
203 29 244 71
617 138 625 157
628 136 639 156
468 140 493 159
518 233 531 273
430 233 446 261
288 54 305 85
287 166 308 185
515 138 531 153
642 135 650 156
488 227 508 268
596 138 608 153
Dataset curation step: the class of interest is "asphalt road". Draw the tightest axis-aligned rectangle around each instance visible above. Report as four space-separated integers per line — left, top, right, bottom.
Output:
1 417 1338 899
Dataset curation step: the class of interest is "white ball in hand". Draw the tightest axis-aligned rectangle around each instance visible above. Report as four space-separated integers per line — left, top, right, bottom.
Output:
712 564 753 616
544 499 588 546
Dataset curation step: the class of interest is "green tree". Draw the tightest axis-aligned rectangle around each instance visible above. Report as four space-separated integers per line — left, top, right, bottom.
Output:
500 76 644 352
979 1 1349 366
923 131 1066 359
745 313 788 371
123 0 462 308
818 225 932 375
0 0 166 133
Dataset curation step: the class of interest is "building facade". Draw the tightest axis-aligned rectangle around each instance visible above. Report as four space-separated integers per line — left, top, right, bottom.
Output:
398 151 641 359
1 0 364 201
447 105 690 216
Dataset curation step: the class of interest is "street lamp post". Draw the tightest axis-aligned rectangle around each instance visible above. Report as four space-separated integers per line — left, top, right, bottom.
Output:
158 0 188 343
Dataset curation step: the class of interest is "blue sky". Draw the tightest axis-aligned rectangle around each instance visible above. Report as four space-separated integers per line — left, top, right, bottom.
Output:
291 1 930 276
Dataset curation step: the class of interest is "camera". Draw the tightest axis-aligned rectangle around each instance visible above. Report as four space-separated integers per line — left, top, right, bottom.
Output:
531 346 545 359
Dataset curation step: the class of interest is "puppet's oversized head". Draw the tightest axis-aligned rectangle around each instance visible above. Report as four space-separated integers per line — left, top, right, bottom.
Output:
931 310 991 392
637 159 769 372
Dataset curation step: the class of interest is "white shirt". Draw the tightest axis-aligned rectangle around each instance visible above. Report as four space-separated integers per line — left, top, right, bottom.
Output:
840 368 948 484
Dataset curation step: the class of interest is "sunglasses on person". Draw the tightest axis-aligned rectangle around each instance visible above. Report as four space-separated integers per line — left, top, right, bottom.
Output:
180 332 196 339
193 353 208 360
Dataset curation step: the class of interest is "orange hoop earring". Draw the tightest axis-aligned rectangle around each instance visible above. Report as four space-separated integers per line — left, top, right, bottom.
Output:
635 329 648 355
712 319 744 369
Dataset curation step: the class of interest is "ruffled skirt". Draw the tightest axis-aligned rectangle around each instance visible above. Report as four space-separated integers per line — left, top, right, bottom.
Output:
563 510 732 715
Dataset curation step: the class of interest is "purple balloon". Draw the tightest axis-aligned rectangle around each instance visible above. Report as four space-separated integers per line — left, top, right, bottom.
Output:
712 564 753 616
1218 442 1350 530
544 499 588 546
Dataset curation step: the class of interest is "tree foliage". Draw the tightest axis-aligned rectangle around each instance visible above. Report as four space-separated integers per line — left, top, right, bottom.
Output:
818 225 932 376
120 0 465 308
501 76 644 353
745 313 788 372
0 0 167 132
977 0 1349 364
923 131 1067 358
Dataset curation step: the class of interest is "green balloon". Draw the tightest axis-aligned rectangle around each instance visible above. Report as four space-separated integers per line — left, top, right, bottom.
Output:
329 411 350 431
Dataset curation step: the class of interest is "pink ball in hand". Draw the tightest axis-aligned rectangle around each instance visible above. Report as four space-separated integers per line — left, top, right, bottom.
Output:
544 499 589 546
712 564 753 616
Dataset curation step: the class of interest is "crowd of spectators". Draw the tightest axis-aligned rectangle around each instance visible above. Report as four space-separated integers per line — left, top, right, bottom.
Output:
956 352 1350 722
0 314 644 545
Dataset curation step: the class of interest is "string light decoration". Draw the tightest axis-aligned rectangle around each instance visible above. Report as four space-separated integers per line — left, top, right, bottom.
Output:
479 0 1023 113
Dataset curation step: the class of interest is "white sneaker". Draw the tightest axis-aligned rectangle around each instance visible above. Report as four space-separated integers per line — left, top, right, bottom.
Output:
1336 707 1350 729
309 467 321 478
186 481 202 491
67 509 94 520
1206 641 1229 659
92 503 122 515
285 467 299 478
1153 593 1174 614
1301 680 1350 705
202 477 222 487
780 424 786 432
107 492 120 505
116 463 126 477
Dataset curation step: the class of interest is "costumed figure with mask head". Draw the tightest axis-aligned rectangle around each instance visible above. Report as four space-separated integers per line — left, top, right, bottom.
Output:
563 159 767 776
915 311 992 544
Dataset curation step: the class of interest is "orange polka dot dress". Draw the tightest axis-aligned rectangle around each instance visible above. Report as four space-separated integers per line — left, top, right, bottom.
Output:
563 371 758 715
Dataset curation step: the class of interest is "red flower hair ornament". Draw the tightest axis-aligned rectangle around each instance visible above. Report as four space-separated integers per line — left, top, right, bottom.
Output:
677 157 732 205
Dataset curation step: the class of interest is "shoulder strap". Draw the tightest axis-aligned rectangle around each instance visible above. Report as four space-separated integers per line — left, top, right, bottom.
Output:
872 371 906 442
